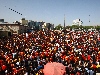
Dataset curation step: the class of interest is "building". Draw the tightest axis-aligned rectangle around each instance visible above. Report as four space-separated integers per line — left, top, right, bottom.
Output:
0 19 4 23
51 24 54 30
72 19 83 26
0 23 20 37
0 18 55 37
28 20 34 29
28 20 54 31
0 23 30 37
34 21 41 30
43 23 54 30
20 18 28 25
28 20 45 30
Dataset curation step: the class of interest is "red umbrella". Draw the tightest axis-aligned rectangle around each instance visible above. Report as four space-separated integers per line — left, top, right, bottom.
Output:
43 62 65 75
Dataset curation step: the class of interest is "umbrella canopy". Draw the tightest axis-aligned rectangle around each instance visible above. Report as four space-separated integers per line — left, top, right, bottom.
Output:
43 62 65 75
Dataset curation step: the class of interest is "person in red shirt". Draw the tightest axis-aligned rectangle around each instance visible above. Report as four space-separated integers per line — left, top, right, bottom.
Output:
87 55 91 61
1 65 6 71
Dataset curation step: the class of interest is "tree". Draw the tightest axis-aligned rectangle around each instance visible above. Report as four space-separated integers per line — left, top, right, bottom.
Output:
55 24 63 30
95 25 100 31
71 25 79 29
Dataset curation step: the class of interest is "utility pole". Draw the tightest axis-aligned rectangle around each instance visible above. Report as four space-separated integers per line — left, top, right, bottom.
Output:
64 14 65 30
64 14 66 51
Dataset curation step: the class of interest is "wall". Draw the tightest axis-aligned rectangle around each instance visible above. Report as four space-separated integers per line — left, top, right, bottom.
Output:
0 31 8 37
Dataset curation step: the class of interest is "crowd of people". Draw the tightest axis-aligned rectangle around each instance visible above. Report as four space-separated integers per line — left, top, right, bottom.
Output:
0 29 100 75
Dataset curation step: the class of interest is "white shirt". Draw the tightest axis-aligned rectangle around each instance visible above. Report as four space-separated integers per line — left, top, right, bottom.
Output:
24 72 28 75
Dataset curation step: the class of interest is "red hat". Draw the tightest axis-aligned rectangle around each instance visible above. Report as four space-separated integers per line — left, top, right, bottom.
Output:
46 53 49 57
94 47 98 51
77 45 81 49
50 58 53 62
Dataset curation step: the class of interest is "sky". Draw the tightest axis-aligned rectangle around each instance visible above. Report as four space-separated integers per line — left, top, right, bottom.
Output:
0 0 100 26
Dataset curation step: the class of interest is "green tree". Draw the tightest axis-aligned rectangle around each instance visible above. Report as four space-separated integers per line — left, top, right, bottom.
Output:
55 24 63 30
95 25 100 31
71 25 79 29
